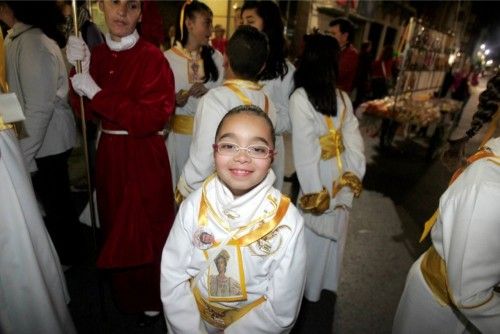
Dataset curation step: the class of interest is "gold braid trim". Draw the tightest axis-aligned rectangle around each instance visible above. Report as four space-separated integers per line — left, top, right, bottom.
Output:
332 172 362 198
298 187 330 215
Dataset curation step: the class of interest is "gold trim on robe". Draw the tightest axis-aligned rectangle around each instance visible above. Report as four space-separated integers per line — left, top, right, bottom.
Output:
192 284 266 329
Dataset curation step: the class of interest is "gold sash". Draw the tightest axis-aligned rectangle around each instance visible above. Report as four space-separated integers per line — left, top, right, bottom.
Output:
420 246 453 306
319 92 362 198
421 245 495 309
223 79 269 114
171 115 194 135
192 284 266 329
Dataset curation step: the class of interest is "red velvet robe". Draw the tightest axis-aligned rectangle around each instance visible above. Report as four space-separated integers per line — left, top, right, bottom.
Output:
71 38 175 312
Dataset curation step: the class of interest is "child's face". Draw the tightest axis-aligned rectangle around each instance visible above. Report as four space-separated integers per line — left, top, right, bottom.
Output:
186 11 213 47
214 113 274 197
241 8 264 32
99 0 142 42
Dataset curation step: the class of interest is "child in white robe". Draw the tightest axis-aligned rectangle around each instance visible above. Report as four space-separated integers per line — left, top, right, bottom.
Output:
289 34 365 301
161 105 306 334
165 1 224 187
177 25 277 200
393 75 500 334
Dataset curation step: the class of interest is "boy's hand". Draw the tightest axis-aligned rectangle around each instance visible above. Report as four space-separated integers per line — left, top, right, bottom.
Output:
188 83 208 98
176 89 189 107
71 72 101 99
66 35 90 73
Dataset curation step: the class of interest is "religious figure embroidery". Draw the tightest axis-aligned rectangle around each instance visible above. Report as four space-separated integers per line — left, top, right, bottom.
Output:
207 248 245 301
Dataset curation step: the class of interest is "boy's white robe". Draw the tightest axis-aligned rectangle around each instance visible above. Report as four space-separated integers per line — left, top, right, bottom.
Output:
393 137 500 334
260 61 296 191
289 88 365 300
161 171 306 333
0 129 76 334
178 84 277 196
164 48 224 187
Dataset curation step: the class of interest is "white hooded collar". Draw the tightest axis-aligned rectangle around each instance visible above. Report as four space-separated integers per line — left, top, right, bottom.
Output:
205 170 277 230
105 30 139 51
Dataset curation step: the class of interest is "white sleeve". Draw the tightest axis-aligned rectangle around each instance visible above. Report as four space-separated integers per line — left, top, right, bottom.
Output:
213 50 225 87
442 182 500 332
160 200 208 334
273 63 295 135
225 213 306 334
178 93 223 196
289 91 323 194
19 47 58 172
335 92 365 208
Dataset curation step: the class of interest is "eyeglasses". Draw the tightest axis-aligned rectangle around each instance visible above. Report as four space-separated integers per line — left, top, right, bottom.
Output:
213 142 274 159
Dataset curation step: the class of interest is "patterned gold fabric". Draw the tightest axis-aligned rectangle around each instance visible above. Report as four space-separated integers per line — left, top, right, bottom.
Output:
298 187 330 215
332 172 362 198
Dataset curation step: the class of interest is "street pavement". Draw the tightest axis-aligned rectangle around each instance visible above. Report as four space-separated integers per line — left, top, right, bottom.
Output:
65 77 494 333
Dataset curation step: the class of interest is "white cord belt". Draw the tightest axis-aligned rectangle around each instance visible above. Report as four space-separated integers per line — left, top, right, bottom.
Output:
101 128 166 136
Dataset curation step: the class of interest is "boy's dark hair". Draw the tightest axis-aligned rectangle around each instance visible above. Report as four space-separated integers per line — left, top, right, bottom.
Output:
227 25 269 81
175 0 219 83
215 105 276 147
329 17 355 42
294 33 340 117
241 0 288 81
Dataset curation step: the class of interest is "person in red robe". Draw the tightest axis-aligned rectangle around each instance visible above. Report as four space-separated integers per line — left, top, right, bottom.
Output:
67 0 175 321
329 17 359 94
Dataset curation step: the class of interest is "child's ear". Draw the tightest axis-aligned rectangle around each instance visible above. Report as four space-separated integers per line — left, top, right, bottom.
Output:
98 0 104 12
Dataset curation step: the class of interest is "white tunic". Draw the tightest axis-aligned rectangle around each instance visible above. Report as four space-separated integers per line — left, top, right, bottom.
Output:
260 61 295 191
178 83 277 196
0 129 76 334
164 48 224 186
161 171 306 333
393 137 500 334
289 88 365 300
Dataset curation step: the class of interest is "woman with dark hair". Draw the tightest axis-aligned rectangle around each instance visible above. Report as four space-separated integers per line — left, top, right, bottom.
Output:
241 0 295 191
165 0 223 187
0 1 79 264
290 33 365 302
393 75 500 333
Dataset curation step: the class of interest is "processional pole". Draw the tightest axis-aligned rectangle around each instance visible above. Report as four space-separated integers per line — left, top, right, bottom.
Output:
71 0 98 250
71 0 107 320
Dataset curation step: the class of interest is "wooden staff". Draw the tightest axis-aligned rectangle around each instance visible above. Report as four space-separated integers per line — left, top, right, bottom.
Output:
71 0 98 250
